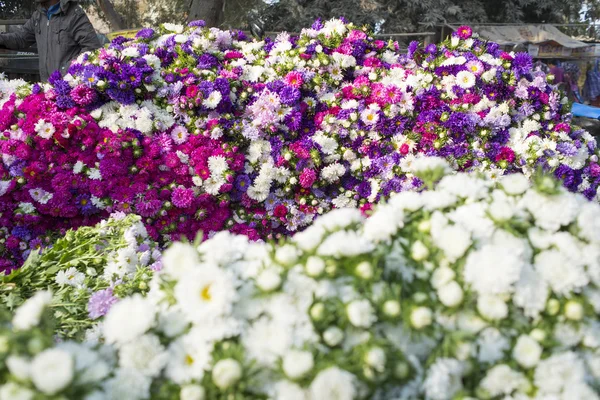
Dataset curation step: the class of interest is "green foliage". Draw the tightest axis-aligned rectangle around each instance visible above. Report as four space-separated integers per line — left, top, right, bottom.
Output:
0 214 160 339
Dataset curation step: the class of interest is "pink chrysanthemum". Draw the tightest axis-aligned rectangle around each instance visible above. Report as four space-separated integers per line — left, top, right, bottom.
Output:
70 85 97 106
172 187 195 208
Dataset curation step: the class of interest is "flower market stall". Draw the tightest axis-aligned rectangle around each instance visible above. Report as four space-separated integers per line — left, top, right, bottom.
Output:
0 18 600 400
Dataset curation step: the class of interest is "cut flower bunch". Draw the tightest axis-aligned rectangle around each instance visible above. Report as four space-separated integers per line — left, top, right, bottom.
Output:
1 213 160 339
1 19 599 271
1 159 600 399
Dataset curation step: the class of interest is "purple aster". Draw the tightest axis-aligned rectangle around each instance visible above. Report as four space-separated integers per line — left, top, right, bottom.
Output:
279 86 301 106
408 41 419 58
106 87 135 104
135 28 155 40
88 288 118 320
311 18 323 30
56 95 76 109
512 52 533 77
284 110 302 131
235 174 251 192
188 20 206 27
198 53 218 69
556 142 578 157
76 194 99 216
11 226 31 240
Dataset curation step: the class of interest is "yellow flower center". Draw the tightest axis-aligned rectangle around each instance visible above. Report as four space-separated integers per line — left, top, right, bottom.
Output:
201 284 212 301
185 354 194 365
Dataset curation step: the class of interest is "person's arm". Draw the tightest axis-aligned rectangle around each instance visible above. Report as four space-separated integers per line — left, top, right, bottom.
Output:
71 8 101 53
0 16 36 50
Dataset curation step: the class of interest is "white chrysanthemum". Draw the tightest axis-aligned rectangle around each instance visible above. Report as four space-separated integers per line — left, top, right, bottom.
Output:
103 294 156 345
282 350 314 380
55 267 85 287
174 263 238 322
321 18 348 35
161 242 200 279
362 204 404 243
317 229 374 258
423 358 464 400
534 352 586 395
34 119 55 139
320 162 346 183
6 355 30 381
203 90 222 109
12 290 52 331
119 334 168 377
166 334 212 384
477 294 508 320
57 342 110 385
479 364 528 397
272 380 306 400
28 187 53 204
0 382 34 400
513 264 549 318
243 316 293 367
309 367 356 400
455 70 476 89
578 202 600 243
432 223 472 262
521 189 582 232
103 368 151 400
464 244 524 294
162 23 184 33
31 349 74 395
534 249 588 295
477 328 509 364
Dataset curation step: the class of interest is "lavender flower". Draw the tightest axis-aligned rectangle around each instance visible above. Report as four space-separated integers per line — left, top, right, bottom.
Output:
88 288 118 319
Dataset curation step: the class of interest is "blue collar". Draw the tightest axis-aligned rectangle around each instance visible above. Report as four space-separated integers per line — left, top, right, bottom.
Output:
47 3 61 20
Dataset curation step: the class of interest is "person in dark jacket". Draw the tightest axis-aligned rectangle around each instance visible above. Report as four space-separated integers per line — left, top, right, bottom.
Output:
0 0 101 81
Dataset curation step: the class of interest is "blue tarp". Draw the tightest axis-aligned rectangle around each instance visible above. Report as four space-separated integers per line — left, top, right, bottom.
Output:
572 103 600 120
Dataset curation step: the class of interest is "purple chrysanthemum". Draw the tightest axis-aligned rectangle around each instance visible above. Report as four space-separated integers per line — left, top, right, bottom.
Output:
88 288 118 320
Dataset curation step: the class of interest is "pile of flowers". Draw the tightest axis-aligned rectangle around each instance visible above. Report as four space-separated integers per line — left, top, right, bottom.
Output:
1 160 600 399
1 19 599 270
1 213 160 339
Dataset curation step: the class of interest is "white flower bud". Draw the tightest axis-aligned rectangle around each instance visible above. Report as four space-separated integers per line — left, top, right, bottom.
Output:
323 326 344 347
256 269 281 292
383 300 401 317
310 303 325 321
431 266 455 289
438 281 464 307
365 347 386 372
180 385 206 400
410 307 433 329
477 295 508 321
355 261 373 280
410 240 429 261
513 335 542 368
347 300 376 328
305 256 325 277
212 359 242 390
565 301 584 321
275 244 299 266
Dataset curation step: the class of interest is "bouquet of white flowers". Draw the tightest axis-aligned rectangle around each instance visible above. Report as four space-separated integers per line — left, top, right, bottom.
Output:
2 160 599 399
